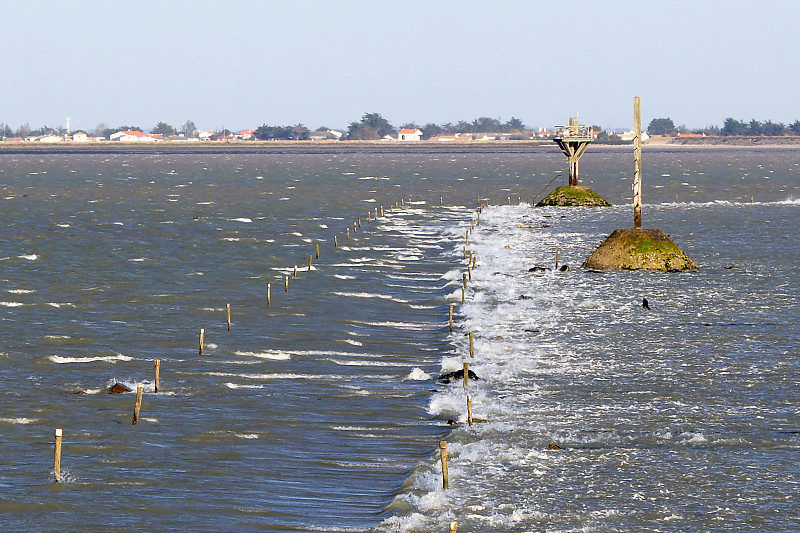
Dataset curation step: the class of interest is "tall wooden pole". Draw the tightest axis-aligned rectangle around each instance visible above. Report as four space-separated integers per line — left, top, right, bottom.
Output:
53 429 63 483
633 96 643 229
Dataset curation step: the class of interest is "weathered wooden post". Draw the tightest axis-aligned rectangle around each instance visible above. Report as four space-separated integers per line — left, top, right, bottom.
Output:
293 265 298 278
53 429 63 483
267 283 272 306
439 441 449 489
132 385 144 425
467 395 473 427
308 254 313 272
449 305 454 332
154 359 161 392
226 303 231 331
633 95 643 229
463 362 469 389
285 276 289 292
469 332 474 358
315 243 320 259
199 328 204 355
449 520 458 533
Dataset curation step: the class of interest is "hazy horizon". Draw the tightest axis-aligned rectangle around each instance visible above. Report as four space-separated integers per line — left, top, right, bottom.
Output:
2 1 798 133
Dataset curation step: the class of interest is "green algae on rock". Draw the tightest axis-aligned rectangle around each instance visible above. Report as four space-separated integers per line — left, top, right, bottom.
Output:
536 185 611 207
582 228 697 271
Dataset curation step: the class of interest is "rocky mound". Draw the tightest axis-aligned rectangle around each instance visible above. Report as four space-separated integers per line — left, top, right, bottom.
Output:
536 186 611 207
583 228 697 271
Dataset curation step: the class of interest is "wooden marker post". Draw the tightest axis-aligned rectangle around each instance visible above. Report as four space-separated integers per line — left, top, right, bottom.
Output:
353 221 357 234
308 255 313 271
334 235 338 247
154 359 161 392
633 95 643 229
346 228 350 240
315 243 320 259
468 264 471 281
132 384 144 425
267 283 272 306
461 287 465 304
462 273 467 290
463 362 469 389
467 395 473 427
285 276 289 293
199 328 204 355
293 265 298 278
469 332 474 358
375 207 378 219
439 441 449 489
53 429 63 483
449 520 458 533
380 206 384 217
368 211 371 222
226 303 231 331
440 196 443 206
449 305 454 332
477 212 480 225
357 216 361 228
465 230 469 246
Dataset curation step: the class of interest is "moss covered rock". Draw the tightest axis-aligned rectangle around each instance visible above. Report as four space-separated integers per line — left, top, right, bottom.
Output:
583 228 697 271
536 186 611 207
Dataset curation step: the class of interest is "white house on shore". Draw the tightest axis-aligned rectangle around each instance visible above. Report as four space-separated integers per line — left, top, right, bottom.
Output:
110 130 161 142
398 128 423 141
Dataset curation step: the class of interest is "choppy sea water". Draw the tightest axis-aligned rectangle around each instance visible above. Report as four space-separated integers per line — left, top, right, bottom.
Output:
0 147 798 532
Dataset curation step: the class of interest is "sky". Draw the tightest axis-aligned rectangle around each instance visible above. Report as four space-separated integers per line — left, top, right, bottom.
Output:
2 0 798 134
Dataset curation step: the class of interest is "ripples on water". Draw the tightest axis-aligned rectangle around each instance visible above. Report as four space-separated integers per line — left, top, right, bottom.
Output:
0 148 798 531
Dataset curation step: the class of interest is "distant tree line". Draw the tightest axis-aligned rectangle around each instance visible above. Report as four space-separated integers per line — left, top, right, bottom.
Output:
648 117 800 136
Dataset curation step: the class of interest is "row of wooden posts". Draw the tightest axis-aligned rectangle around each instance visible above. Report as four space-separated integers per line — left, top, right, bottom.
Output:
50 194 475 483
439 204 486 533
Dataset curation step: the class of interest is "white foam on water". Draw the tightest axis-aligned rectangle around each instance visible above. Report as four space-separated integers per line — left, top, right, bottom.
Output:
1 301 25 307
0 417 38 424
230 217 253 223
49 354 134 364
8 289 35 294
19 254 38 261
128 257 149 262
233 351 292 361
224 382 264 389
405 367 432 381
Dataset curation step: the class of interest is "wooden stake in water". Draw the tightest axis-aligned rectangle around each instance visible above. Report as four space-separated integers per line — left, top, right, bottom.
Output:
368 211 371 222
199 328 204 355
315 243 320 259
53 428 63 483
469 332 474 358
477 212 480 225
132 384 144 425
461 287 465 304
555 251 560 271
353 221 357 234
346 227 350 240
308 254 313 272
449 305 454 332
463 362 469 389
633 95 643 229
154 359 161 393
226 303 231 331
449 520 458 533
334 235 338 247
285 276 289 292
462 273 467 290
357 216 361 228
440 441 449 489
380 206 384 217
440 196 443 206
467 395 473 427
293 265 298 278
267 283 272 306
468 264 471 281
465 230 469 247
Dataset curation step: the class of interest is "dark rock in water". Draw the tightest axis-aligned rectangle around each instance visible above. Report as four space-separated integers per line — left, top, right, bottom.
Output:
529 266 549 272
559 264 571 272
109 382 132 394
548 443 562 450
642 297 651 310
524 328 541 333
518 294 532 300
724 265 737 269
438 368 480 383
446 419 458 426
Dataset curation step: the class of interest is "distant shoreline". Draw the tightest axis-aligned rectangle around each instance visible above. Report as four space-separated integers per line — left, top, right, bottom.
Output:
2 138 800 155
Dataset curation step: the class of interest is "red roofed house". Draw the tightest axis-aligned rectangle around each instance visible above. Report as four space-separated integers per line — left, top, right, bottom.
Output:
398 128 423 141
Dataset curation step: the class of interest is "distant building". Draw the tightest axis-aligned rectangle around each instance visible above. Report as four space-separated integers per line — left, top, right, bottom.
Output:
429 133 473 142
36 135 63 143
72 131 89 142
398 128 423 141
110 130 161 142
618 130 650 142
235 129 256 140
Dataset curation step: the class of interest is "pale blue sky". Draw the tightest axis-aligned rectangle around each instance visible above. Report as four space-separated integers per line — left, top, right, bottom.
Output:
1 0 797 133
